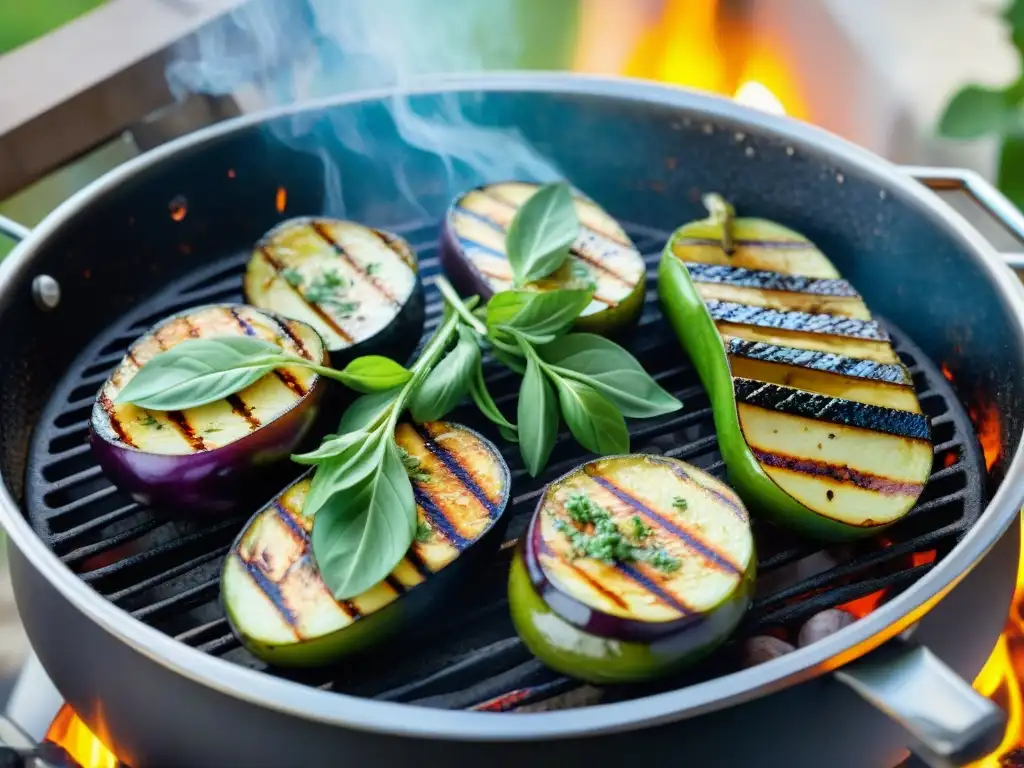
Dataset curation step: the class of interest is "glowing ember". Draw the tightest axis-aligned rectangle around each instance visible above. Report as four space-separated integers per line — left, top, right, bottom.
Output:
276 187 288 213
45 704 119 768
941 362 955 381
227 168 237 179
734 80 786 115
168 196 188 222
968 399 1003 472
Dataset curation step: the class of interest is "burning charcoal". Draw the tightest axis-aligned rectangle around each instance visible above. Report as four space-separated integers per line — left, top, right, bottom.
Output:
742 635 796 667
798 609 856 647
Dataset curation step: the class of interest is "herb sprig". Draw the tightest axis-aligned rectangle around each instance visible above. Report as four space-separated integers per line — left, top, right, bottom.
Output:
113 181 681 600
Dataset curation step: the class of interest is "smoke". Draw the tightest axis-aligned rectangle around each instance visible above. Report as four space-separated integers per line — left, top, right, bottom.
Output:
165 0 563 218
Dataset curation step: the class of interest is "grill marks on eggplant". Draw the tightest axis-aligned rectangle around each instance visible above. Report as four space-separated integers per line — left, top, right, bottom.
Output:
733 379 930 441
223 423 510 647
93 305 323 456
245 218 419 351
670 216 932 527
535 456 754 623
706 300 888 341
447 182 646 316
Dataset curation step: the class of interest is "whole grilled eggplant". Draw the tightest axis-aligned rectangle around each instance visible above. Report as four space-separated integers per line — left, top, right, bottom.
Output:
657 196 932 540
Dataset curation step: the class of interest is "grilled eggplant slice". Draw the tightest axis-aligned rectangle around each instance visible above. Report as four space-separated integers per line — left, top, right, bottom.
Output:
222 421 511 668
509 455 755 684
657 199 932 540
89 304 328 514
439 181 647 336
244 217 425 366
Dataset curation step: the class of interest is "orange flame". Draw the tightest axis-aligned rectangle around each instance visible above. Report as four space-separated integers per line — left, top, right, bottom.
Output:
168 197 187 223
45 704 119 768
276 187 288 214
969 400 1003 472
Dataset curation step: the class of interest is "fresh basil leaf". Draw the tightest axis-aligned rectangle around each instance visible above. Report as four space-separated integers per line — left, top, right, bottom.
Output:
540 333 682 417
506 181 580 287
339 387 402 432
115 336 285 410
468 357 517 439
310 440 417 599
292 429 372 466
409 325 480 422
335 356 412 393
554 377 629 455
486 289 592 344
518 349 559 476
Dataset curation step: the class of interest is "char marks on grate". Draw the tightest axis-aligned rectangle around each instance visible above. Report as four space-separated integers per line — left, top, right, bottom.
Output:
23 221 985 712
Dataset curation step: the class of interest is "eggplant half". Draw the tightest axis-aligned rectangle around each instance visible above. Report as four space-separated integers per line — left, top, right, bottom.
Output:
509 454 755 684
89 304 328 514
244 217 425 366
222 420 511 668
439 181 647 336
657 200 933 540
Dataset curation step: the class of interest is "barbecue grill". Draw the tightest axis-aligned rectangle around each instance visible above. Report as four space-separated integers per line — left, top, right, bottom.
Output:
0 74 1023 768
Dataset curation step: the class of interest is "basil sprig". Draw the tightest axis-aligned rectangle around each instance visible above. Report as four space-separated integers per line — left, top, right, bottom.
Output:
115 336 411 410
293 310 465 598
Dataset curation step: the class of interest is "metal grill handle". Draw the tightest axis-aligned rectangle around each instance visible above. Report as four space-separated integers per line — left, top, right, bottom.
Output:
836 640 1006 767
903 166 1024 271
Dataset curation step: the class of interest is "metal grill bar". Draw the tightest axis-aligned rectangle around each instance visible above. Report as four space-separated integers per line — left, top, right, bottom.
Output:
23 221 984 714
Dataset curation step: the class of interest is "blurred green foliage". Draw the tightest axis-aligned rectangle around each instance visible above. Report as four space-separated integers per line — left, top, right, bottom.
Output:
0 0 106 55
938 0 1024 209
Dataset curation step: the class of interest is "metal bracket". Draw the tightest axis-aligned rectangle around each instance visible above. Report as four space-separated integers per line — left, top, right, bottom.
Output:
902 165 1024 270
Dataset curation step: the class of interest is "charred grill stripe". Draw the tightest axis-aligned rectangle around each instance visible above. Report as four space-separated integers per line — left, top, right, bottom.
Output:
751 449 926 496
258 246 355 344
537 538 629 611
311 221 400 306
456 203 634 287
227 395 260 430
99 392 136 448
651 457 748 522
457 235 507 260
677 236 814 249
227 307 257 337
706 299 889 341
126 349 141 367
150 331 207 451
614 561 693 615
165 410 206 452
585 471 744 575
414 496 471 551
734 378 930 440
685 262 859 297
726 339 911 385
370 228 416 271
341 599 362 618
273 502 308 541
415 423 500 517
259 314 310 396
384 575 407 594
480 187 634 248
406 546 434 578
236 555 299 631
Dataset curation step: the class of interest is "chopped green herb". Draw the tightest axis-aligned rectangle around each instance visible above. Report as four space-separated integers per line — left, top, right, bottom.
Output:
398 446 432 483
569 260 598 292
552 492 680 573
365 262 381 276
673 496 688 510
630 515 653 541
137 414 163 429
304 269 359 315
414 520 433 543
204 426 223 434
280 267 303 287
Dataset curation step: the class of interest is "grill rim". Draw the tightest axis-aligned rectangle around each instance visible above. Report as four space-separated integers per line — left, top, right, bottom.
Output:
2 72 1024 741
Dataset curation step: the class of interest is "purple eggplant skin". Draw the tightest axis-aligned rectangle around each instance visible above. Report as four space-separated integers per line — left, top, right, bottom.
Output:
510 454 756 683
89 304 330 516
438 182 647 337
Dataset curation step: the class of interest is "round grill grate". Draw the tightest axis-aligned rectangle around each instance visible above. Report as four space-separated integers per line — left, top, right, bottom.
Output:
23 220 985 712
